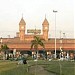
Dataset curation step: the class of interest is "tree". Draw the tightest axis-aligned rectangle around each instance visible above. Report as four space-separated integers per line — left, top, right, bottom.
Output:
31 36 45 60
1 44 9 53
0 44 9 60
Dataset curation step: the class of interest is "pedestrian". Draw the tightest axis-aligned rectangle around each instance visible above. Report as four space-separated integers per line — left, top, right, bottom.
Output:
21 55 27 64
23 58 27 64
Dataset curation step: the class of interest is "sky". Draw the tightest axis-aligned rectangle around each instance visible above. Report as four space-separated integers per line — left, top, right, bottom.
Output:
0 0 74 38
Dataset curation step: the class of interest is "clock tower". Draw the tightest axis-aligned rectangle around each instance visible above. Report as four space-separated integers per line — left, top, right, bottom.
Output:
42 17 49 41
19 17 26 41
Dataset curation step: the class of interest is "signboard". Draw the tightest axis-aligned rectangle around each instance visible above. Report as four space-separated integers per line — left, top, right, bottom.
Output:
27 29 41 34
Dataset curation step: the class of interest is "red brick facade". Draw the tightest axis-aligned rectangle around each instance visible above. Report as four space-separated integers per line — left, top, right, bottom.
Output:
0 17 75 52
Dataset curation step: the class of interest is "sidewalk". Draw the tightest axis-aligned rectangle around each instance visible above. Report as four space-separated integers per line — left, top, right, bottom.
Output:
28 65 55 75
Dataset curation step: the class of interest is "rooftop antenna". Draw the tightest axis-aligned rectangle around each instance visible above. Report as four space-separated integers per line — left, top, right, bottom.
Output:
34 25 37 35
34 25 36 29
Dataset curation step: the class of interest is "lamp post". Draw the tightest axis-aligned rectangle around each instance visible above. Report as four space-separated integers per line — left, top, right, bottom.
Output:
63 33 66 38
53 10 58 59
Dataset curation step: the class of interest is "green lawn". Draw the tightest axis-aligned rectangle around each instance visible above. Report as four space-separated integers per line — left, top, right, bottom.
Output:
0 60 33 75
41 61 75 75
0 60 75 75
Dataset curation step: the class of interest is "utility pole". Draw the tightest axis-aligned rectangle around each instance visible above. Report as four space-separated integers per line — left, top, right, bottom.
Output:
53 10 58 59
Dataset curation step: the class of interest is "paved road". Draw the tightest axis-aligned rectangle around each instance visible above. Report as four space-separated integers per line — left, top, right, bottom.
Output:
28 65 56 75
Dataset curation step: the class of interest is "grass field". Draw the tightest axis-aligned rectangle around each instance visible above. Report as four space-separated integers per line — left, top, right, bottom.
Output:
0 60 32 75
0 60 75 75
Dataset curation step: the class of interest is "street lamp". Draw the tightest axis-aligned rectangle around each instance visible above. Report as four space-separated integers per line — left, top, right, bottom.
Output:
63 33 66 38
53 10 58 59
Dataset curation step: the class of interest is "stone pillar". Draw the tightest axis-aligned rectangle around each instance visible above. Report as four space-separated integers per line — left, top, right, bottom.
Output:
67 52 69 59
13 49 16 57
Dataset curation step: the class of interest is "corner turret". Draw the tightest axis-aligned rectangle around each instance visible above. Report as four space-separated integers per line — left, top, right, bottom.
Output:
42 17 49 41
19 17 26 41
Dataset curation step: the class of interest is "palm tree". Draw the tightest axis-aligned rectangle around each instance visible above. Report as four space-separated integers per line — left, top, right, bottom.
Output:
31 36 45 60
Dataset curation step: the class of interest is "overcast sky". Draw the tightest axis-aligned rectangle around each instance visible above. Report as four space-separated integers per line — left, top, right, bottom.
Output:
0 0 74 38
